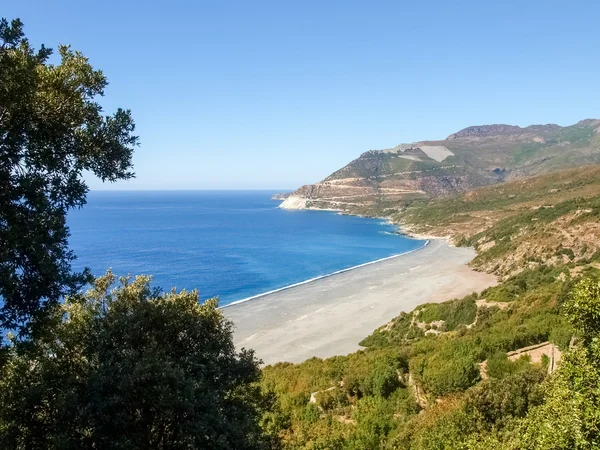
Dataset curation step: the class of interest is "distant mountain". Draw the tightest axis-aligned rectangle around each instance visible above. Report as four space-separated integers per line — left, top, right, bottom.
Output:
280 119 600 210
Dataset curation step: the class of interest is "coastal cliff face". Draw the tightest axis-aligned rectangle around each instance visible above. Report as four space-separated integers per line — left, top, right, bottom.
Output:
281 119 600 211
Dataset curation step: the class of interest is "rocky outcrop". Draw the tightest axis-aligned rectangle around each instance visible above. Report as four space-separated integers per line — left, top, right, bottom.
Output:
279 195 309 209
446 124 524 140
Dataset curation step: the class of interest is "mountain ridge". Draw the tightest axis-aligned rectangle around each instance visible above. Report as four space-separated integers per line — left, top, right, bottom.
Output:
280 119 600 211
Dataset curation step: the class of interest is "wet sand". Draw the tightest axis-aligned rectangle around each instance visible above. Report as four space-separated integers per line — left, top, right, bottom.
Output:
223 239 497 365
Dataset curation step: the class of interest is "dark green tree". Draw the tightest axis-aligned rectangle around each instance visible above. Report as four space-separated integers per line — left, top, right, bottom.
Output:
467 278 600 449
0 272 276 449
0 18 138 334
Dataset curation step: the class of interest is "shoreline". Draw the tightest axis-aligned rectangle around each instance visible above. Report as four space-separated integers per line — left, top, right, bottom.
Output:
221 239 430 309
276 197 451 243
224 239 497 365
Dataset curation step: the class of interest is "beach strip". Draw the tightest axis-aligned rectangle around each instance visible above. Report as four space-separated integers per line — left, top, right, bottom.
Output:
224 239 497 366
223 240 430 308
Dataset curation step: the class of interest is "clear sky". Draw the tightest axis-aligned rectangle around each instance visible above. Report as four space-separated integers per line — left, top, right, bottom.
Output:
6 1 600 189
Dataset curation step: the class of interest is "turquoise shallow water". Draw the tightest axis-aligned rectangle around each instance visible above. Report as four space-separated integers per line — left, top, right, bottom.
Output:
68 191 425 306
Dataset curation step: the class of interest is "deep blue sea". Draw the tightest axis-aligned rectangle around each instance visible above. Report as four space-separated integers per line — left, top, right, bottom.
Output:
68 191 425 306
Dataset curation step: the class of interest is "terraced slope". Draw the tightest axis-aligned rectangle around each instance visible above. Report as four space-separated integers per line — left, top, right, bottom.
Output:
280 119 600 210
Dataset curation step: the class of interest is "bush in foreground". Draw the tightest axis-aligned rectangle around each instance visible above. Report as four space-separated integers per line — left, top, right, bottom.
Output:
0 271 276 450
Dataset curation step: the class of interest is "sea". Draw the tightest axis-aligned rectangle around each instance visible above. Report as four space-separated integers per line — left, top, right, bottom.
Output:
68 191 425 306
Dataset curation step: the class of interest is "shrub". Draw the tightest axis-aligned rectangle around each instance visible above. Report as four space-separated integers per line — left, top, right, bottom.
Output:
418 296 477 331
315 388 348 411
414 347 481 396
486 352 532 379
0 272 273 449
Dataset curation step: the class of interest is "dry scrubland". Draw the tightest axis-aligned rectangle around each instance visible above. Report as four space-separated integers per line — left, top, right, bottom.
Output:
395 165 600 277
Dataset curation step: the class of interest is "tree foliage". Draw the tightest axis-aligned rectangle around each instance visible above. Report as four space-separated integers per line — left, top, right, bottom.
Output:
0 272 274 449
0 18 138 333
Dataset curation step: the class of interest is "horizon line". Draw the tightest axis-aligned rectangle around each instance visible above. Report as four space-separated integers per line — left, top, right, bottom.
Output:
89 188 295 192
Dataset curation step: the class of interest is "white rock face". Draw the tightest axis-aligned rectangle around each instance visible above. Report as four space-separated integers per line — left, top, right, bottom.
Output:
279 195 308 209
379 144 454 162
419 146 454 162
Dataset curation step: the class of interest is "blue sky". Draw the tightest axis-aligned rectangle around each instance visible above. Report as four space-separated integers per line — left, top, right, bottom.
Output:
6 1 600 189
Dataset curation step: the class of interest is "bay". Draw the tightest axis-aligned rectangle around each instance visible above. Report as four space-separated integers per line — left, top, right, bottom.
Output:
68 191 425 306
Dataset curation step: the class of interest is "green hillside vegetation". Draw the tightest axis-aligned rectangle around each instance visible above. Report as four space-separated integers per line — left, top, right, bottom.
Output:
329 121 600 184
395 165 600 234
261 260 600 449
415 296 477 331
327 151 444 181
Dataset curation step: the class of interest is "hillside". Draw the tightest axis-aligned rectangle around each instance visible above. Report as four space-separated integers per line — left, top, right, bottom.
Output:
262 165 600 449
280 119 600 211
396 165 600 278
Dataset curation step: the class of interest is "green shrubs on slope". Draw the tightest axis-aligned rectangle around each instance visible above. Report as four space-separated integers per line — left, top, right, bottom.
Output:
393 166 600 277
410 341 481 396
392 367 546 450
261 348 416 449
468 278 600 449
486 352 533 379
261 275 599 449
417 296 478 331
466 195 600 274
262 263 591 448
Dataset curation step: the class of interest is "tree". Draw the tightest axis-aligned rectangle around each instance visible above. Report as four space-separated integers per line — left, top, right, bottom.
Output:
467 278 600 450
563 278 600 345
0 18 138 334
0 272 276 449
